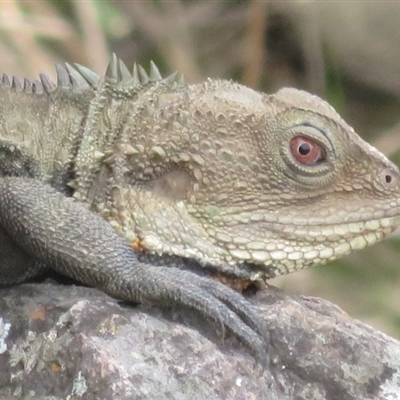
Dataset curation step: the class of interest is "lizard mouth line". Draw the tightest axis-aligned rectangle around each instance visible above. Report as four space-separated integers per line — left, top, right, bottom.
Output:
246 213 400 229
221 203 400 230
262 217 398 242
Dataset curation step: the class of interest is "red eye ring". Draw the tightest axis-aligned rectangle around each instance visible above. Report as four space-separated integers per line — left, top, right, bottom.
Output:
290 136 325 165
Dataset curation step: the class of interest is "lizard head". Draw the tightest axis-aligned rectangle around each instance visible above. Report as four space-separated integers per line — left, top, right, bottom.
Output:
113 81 400 279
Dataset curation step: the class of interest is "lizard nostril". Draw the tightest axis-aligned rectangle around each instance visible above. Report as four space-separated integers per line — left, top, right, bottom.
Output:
385 174 393 184
372 168 398 190
380 168 398 187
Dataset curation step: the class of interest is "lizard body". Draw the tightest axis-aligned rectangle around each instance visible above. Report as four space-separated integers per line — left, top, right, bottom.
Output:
0 55 399 358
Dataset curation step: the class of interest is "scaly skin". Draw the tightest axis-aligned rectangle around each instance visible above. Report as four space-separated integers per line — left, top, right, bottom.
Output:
0 55 399 359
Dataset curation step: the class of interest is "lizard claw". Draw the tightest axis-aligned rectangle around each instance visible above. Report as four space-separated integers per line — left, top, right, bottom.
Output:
109 264 269 363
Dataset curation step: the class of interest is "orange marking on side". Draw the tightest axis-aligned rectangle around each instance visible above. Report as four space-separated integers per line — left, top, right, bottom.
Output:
132 238 147 251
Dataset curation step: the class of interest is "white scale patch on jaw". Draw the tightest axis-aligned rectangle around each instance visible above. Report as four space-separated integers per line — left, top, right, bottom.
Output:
217 211 400 278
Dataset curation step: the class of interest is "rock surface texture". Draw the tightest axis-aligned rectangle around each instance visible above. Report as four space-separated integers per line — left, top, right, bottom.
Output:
0 281 399 400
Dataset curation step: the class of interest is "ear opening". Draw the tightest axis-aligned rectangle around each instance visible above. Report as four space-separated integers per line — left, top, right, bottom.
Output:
147 169 192 201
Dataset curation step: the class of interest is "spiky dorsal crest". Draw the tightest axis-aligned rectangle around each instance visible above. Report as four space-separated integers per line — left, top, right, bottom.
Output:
0 54 186 96
0 64 98 95
1 72 55 95
103 53 185 91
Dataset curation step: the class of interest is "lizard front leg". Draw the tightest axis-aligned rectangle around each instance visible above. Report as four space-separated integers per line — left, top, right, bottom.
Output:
0 226 48 285
0 177 268 360
0 139 48 285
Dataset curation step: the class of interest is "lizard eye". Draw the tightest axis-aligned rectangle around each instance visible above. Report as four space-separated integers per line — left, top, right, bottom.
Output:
290 136 325 165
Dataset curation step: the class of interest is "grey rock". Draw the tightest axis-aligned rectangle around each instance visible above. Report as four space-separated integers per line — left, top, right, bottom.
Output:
0 282 399 400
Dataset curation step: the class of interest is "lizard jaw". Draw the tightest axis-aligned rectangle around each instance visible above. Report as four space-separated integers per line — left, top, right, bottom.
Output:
205 212 400 279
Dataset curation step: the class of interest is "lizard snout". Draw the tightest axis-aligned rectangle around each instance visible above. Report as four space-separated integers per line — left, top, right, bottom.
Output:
371 164 400 194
